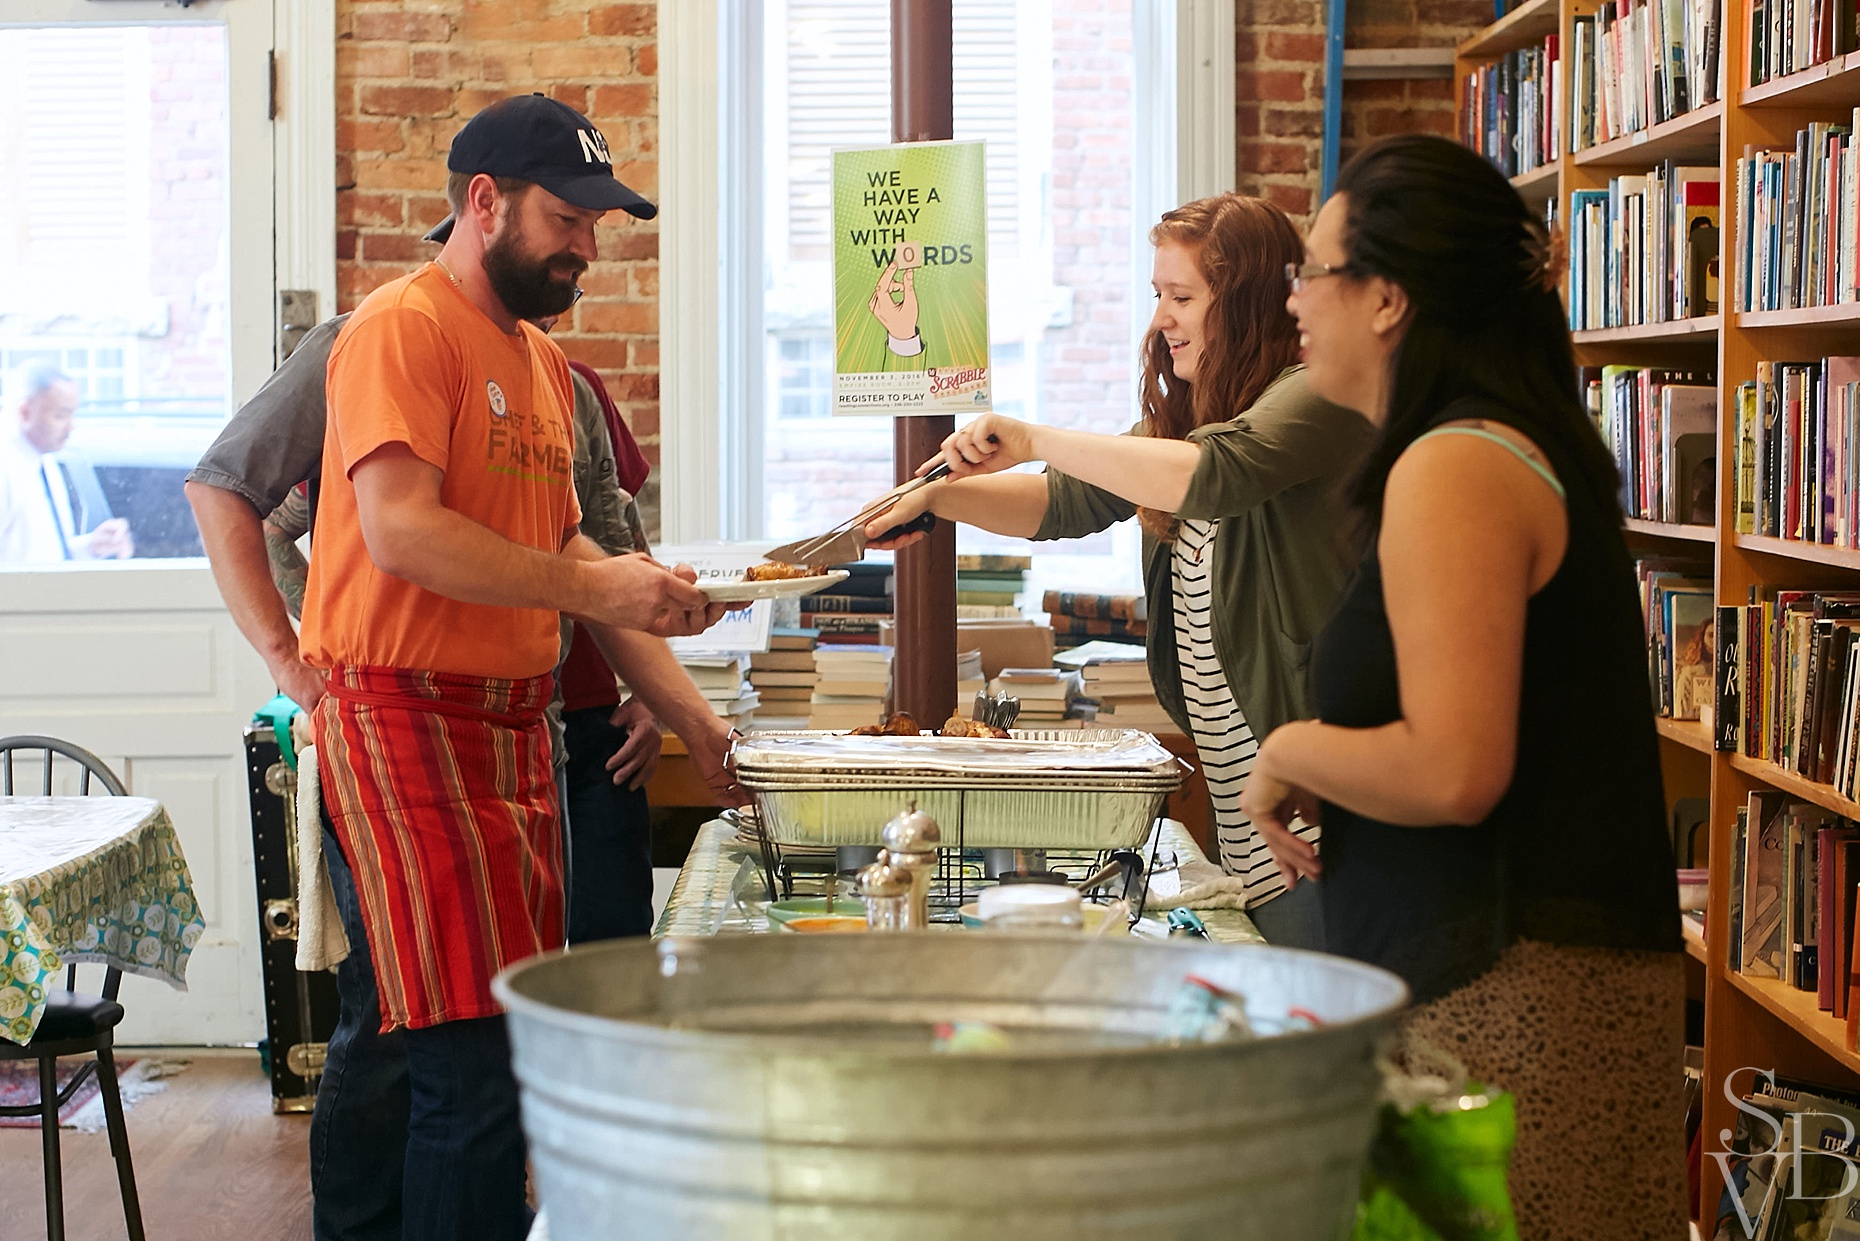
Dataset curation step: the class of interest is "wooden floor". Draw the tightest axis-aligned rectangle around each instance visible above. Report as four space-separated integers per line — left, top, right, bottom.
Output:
0 1050 311 1241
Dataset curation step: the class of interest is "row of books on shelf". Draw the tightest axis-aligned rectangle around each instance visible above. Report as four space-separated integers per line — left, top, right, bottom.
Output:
1459 39 1560 178
1588 366 1718 522
1043 590 1148 651
1636 556 1715 720
1734 119 1860 314
1748 0 1860 87
1567 165 1721 330
1730 356 1860 545
1713 592 1860 801
1568 0 1722 152
1728 792 1860 1028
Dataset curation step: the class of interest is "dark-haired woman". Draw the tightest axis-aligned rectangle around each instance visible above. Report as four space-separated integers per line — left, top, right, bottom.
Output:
1240 134 1684 1233
866 193 1371 948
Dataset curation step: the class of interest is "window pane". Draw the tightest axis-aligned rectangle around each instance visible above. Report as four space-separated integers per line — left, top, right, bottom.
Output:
0 24 231 563
757 0 1145 600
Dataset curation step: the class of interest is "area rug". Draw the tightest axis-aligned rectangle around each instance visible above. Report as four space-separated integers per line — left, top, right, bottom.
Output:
0 1057 189 1131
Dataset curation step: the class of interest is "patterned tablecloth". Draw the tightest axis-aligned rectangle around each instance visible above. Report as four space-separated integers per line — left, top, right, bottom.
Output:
656 817 1264 944
0 797 206 1044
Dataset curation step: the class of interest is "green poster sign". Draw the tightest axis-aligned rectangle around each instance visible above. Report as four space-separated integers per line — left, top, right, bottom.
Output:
831 140 991 416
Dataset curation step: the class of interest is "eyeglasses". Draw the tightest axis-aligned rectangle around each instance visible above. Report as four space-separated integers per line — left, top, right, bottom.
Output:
1284 261 1353 292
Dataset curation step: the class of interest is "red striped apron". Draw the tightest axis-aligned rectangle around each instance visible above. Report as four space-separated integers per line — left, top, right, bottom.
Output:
315 665 564 1031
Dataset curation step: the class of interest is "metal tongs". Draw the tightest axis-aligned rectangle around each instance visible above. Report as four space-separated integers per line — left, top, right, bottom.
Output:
764 461 953 567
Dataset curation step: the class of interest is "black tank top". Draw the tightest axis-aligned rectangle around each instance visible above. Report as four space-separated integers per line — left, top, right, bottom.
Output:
1310 401 1681 1003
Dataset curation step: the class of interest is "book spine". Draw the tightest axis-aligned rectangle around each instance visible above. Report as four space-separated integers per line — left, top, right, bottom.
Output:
1716 603 1743 750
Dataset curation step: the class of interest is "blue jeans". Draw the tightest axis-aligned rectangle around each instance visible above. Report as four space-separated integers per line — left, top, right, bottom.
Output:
312 816 535 1241
400 1015 533 1241
562 706 656 943
310 814 409 1241
1247 878 1328 951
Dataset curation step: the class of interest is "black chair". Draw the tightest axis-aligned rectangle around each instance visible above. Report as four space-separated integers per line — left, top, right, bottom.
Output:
0 735 147 1241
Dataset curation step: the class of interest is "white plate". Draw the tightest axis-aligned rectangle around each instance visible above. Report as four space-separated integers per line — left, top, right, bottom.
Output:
697 569 850 603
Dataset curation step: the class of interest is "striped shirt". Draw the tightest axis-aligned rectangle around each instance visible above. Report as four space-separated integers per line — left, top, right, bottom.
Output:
1172 518 1320 908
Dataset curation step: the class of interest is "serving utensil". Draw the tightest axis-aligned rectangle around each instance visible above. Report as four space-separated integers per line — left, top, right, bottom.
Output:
763 461 952 567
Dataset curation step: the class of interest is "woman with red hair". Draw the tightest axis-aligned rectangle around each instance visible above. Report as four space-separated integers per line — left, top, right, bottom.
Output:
867 194 1370 946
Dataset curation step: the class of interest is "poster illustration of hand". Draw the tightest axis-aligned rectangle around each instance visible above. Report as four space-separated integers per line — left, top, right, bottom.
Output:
832 139 991 416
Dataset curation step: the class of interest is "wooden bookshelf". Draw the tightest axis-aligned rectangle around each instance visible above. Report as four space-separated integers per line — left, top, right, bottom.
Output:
1570 315 1719 344
1570 99 1723 168
1624 518 1716 542
1727 752 1860 819
1656 715 1716 753
1454 0 1860 1218
1734 534 1860 572
1741 49 1860 107
1509 161 1560 208
1738 302 1860 329
1723 971 1860 1076
1457 0 1560 59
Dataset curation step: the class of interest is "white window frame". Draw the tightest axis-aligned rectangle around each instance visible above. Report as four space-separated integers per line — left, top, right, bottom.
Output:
0 0 334 466
657 0 1234 543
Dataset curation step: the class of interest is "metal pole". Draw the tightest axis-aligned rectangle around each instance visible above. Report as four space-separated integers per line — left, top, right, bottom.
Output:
889 0 958 727
1320 0 1346 201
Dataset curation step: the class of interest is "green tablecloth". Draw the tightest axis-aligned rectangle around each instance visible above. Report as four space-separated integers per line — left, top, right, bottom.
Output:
656 817 1264 943
0 797 206 1044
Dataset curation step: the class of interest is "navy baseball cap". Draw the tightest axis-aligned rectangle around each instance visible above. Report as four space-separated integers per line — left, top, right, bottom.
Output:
423 93 656 243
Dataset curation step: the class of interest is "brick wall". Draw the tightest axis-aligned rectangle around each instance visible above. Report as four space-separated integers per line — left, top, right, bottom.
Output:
334 1 665 526
1234 0 1490 223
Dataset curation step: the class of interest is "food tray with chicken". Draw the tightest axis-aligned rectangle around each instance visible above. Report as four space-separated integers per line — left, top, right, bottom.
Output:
731 727 1187 850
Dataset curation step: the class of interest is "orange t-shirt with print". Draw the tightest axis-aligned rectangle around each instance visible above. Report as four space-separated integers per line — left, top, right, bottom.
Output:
300 263 581 681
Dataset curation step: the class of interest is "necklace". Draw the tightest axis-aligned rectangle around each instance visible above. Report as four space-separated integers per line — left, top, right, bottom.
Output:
433 257 462 288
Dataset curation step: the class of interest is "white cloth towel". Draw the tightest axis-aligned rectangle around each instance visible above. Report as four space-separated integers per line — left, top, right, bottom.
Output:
294 743 351 971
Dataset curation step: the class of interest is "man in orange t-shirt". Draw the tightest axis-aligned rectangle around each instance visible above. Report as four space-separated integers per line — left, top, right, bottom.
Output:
298 94 724 1241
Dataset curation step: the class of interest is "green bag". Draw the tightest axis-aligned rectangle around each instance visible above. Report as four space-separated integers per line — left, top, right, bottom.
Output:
1353 1041 1520 1241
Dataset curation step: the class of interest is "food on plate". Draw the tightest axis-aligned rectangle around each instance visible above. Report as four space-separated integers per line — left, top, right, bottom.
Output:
783 915 869 934
744 561 827 581
849 712 921 737
940 715 1010 740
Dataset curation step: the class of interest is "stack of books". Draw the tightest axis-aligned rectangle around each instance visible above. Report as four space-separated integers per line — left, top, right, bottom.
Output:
1732 357 1860 543
956 554 1029 620
679 653 760 729
808 644 892 730
1566 165 1720 331
1043 590 1147 652
1057 640 1173 732
989 667 1085 730
1459 37 1560 179
747 628 818 727
1582 365 1717 522
803 562 893 644
1733 118 1860 315
1567 0 1721 153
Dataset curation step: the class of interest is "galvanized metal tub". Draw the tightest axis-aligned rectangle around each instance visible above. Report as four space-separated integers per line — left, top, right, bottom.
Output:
494 934 1408 1241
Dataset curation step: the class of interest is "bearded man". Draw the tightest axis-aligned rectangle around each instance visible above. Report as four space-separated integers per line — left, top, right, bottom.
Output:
296 94 721 1240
